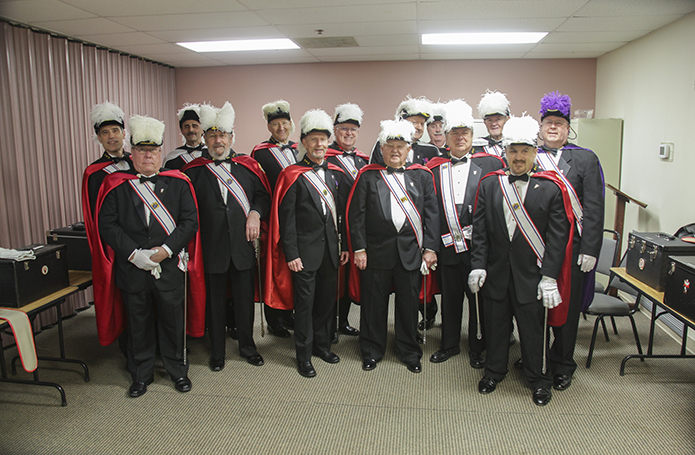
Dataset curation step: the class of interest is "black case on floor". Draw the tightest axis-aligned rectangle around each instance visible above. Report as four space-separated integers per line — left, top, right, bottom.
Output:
626 231 695 291
0 244 70 307
46 223 91 271
664 255 695 323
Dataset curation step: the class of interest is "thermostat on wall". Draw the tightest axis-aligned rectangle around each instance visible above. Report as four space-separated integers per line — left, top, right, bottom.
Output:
659 142 674 160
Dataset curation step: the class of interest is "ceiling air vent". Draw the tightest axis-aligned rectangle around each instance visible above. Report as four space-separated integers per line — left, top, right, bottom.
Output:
293 36 359 49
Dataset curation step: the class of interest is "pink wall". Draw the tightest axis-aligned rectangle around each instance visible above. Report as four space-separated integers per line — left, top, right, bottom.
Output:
175 59 596 155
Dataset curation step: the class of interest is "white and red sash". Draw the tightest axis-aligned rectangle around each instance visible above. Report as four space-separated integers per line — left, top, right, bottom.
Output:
439 162 468 253
483 144 504 157
269 146 296 169
102 160 130 175
381 170 423 248
129 179 188 271
536 152 583 235
303 170 338 230
0 308 37 372
335 154 360 180
498 175 544 267
205 162 251 216
180 150 201 164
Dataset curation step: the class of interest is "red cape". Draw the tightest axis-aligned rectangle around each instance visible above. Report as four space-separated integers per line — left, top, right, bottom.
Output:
251 141 298 154
344 163 438 303
92 170 206 346
264 162 345 310
82 161 119 262
183 155 271 303
479 169 575 327
325 147 369 162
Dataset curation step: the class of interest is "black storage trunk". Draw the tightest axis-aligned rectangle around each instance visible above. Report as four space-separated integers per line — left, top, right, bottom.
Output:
664 255 695 323
46 224 91 271
0 244 70 307
626 231 695 291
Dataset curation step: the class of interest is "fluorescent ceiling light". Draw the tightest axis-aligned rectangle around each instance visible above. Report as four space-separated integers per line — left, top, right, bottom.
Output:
422 32 547 45
177 38 299 52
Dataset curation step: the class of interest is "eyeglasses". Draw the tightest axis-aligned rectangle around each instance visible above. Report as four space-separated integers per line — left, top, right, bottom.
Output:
542 119 568 128
132 147 162 155
336 127 359 134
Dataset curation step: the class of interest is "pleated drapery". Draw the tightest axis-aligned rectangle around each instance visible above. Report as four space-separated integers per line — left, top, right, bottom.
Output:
0 21 177 330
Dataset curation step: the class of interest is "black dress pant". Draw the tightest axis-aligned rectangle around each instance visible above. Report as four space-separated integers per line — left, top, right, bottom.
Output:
207 258 257 360
292 244 337 362
439 261 485 354
121 279 187 383
483 278 551 390
359 262 422 364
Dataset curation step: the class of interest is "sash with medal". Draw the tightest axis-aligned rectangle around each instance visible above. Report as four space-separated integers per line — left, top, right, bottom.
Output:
536 151 583 235
129 179 188 271
334 154 360 181
179 150 202 164
303 169 338 231
381 170 423 248
484 143 504 157
102 159 130 175
498 174 545 267
439 162 468 253
268 146 296 169
205 162 251 216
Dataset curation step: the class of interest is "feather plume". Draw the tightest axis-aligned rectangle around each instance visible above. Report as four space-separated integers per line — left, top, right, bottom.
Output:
378 119 416 145
477 90 510 118
427 102 445 124
199 102 235 133
91 101 125 131
300 109 333 138
540 91 572 119
333 103 363 126
396 96 432 120
442 99 475 132
502 115 539 148
177 103 200 121
129 115 165 146
262 99 291 121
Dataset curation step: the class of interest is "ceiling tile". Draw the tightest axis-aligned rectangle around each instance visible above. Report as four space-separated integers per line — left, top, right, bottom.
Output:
276 21 418 37
418 17 565 33
60 0 249 16
1 0 96 22
523 51 603 58
558 15 685 32
356 34 419 47
575 0 695 17
33 18 134 36
239 0 408 8
542 30 646 43
421 52 528 60
318 53 420 62
255 3 416 25
532 42 625 53
148 26 284 43
307 44 418 57
115 42 197 55
421 43 537 54
108 11 269 31
418 0 589 19
80 32 166 47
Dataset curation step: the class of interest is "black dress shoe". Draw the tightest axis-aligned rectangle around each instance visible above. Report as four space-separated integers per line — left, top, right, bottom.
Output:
553 374 572 391
339 325 359 336
297 360 316 378
513 358 524 370
174 377 192 393
267 325 291 338
128 376 154 398
417 318 436 330
227 327 238 340
209 358 225 372
406 360 422 374
314 350 340 364
469 351 486 369
532 387 552 406
430 347 461 363
362 359 377 371
245 353 264 367
478 377 498 394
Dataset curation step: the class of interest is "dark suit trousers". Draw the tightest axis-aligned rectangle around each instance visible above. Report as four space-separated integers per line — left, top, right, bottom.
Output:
359 262 422 363
484 279 551 390
292 244 337 362
121 280 187 383
207 259 257 360
439 262 485 354
549 248 584 376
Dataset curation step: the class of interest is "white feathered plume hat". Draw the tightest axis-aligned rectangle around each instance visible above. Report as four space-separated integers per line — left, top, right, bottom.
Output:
91 101 125 133
477 90 511 119
378 119 416 145
333 103 363 127
299 109 333 140
443 99 475 133
199 102 236 145
502 115 540 148
427 102 445 124
262 99 295 136
129 115 165 147
177 103 201 127
396 96 432 120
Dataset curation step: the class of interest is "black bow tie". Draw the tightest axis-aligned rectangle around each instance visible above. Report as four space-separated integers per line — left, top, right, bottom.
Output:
139 175 158 184
213 153 236 166
343 150 356 157
450 155 468 165
508 174 529 183
186 143 205 152
488 138 503 147
302 157 327 170
386 166 405 174
540 145 560 156
106 153 126 163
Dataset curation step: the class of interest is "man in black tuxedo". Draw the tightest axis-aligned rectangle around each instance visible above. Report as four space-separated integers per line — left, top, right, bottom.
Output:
472 90 510 160
536 91 605 392
183 102 270 372
275 109 350 378
164 104 207 170
251 99 298 338
348 119 439 374
426 100 504 368
98 115 199 397
469 115 572 406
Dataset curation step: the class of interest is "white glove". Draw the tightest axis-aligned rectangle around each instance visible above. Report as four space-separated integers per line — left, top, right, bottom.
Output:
129 249 159 271
420 260 430 275
577 254 597 273
468 269 487 294
151 264 162 279
537 276 562 309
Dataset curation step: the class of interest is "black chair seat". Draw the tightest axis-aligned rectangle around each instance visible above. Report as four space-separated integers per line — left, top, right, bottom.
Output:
587 294 630 315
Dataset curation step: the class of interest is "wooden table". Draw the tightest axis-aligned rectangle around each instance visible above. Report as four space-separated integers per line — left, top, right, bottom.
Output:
610 267 695 375
0 271 92 406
